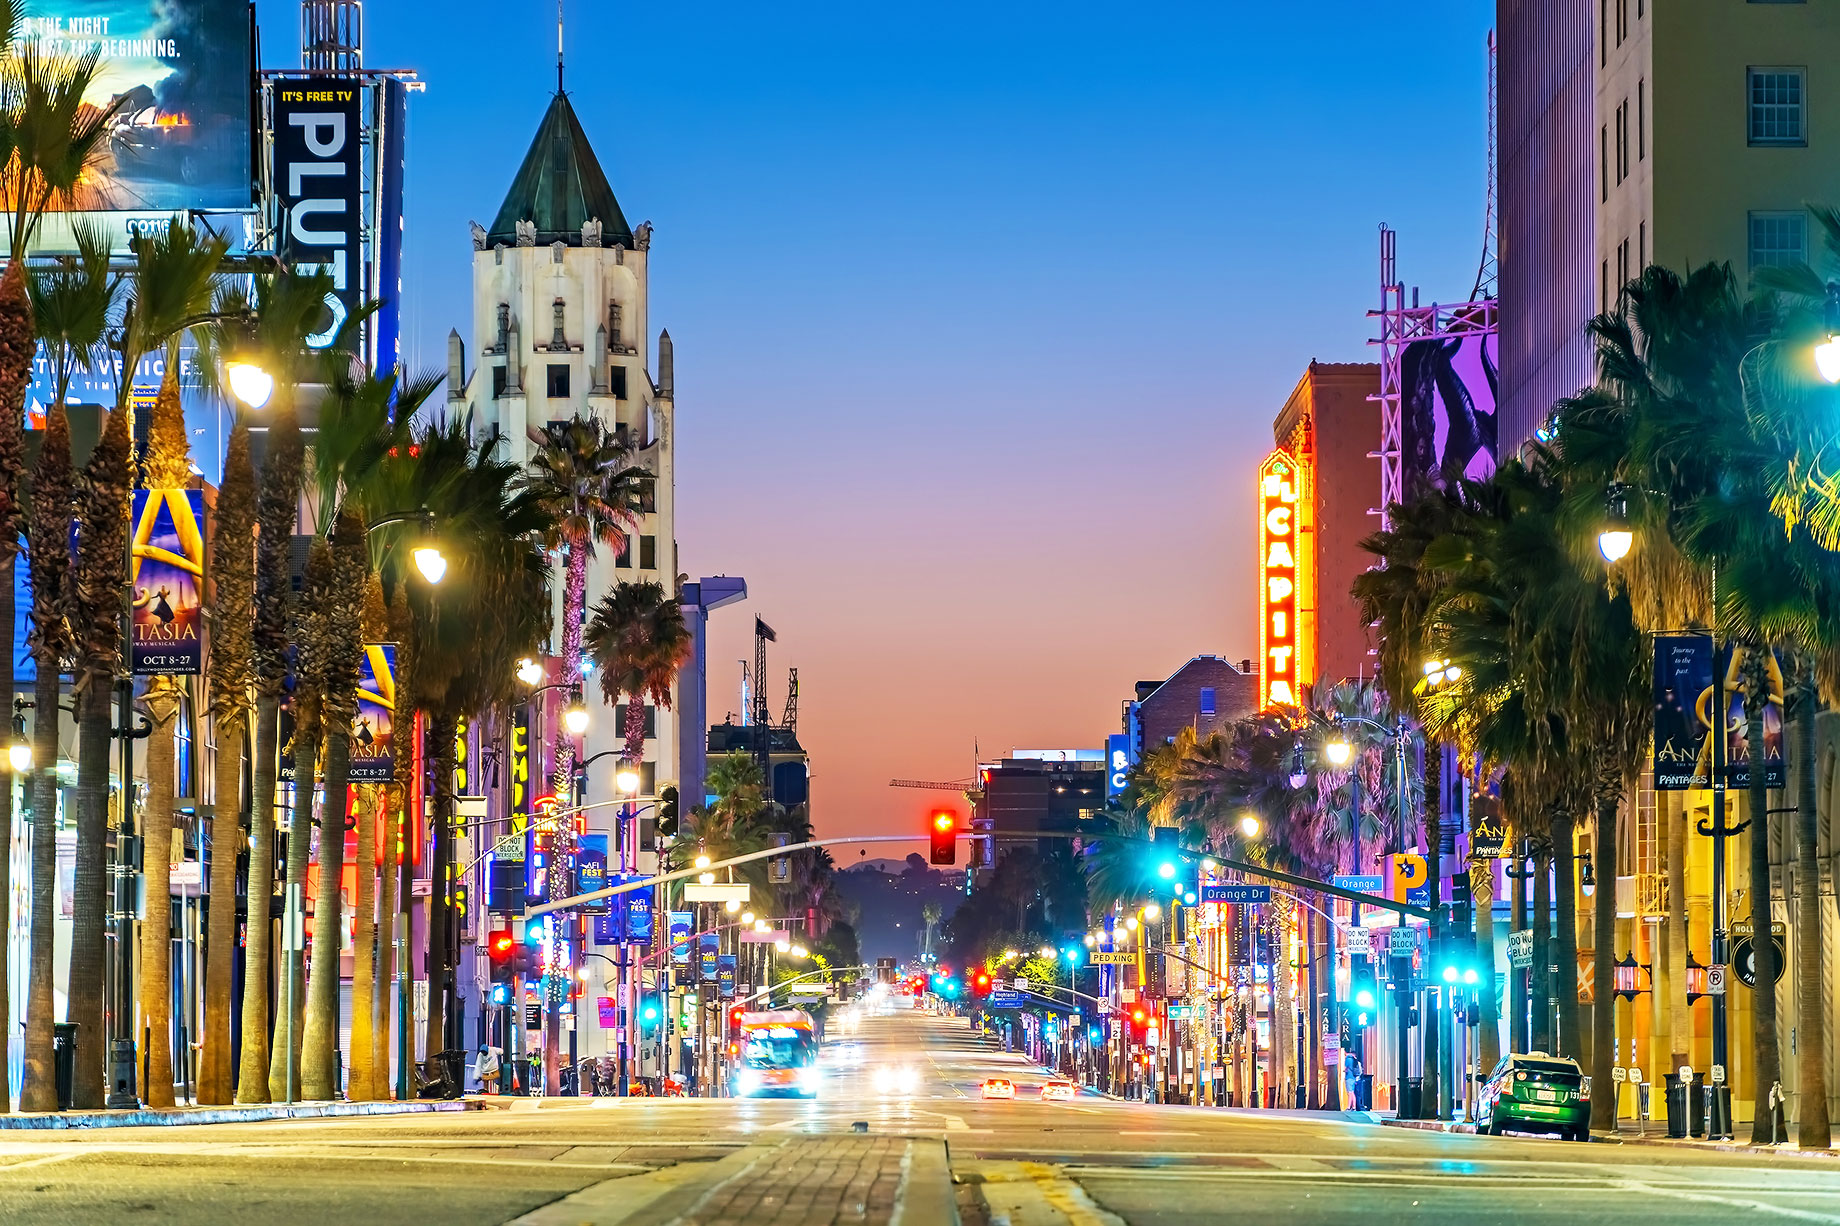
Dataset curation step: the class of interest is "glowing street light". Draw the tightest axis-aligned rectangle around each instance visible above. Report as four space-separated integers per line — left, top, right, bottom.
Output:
615 760 641 794
1238 813 1260 837
225 360 274 410
1819 282 1840 383
1323 737 1352 767
695 854 712 870
516 657 545 686
412 544 448 584
1599 482 1633 563
563 701 590 736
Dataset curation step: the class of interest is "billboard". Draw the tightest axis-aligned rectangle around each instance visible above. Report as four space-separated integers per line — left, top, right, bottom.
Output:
21 2 253 219
1653 634 1714 791
1401 331 1499 495
350 643 397 781
1258 450 1305 709
128 488 203 674
273 78 361 349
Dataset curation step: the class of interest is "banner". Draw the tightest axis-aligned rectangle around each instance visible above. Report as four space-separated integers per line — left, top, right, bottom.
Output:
274 78 363 349
699 932 719 983
350 644 397 780
576 836 609 914
129 489 204 675
627 886 654 943
669 912 694 963
1653 634 1714 790
1716 643 1786 789
718 955 737 999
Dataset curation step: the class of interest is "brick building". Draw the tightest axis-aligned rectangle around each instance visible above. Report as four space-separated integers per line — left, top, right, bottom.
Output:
1127 656 1260 755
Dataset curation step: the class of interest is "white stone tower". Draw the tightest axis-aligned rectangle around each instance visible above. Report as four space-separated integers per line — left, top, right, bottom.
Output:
452 87 679 832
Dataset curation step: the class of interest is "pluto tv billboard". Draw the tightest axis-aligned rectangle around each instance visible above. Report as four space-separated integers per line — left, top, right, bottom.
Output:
20 1 254 217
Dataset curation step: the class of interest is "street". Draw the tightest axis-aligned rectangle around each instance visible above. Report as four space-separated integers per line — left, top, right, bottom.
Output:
0 1010 1832 1226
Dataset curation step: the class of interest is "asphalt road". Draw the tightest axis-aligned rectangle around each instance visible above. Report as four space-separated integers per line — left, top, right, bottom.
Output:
0 1005 1833 1225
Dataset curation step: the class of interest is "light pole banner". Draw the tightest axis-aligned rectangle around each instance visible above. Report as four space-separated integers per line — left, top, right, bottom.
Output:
1715 643 1786 789
1653 633 1713 790
350 643 397 780
129 488 205 675
669 912 694 963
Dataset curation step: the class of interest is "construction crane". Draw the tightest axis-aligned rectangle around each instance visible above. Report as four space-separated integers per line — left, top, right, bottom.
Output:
889 779 976 791
753 618 776 774
782 667 798 734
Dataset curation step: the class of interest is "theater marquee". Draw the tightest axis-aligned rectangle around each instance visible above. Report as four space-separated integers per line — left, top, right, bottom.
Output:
1259 450 1307 710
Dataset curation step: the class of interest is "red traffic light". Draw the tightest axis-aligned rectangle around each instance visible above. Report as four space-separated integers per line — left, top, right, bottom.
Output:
1131 1008 1147 1024
488 929 514 961
929 810 957 865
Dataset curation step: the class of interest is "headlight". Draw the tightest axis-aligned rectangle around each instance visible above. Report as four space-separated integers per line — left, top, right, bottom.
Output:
897 1066 919 1092
736 1069 761 1095
798 1067 822 1090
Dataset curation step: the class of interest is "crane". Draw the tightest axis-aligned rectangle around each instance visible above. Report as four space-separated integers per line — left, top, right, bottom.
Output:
889 779 976 791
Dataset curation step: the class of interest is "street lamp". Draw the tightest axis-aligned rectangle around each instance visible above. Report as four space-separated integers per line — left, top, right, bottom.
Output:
1238 813 1260 837
225 360 274 410
615 759 641 795
516 657 545 686
1324 737 1352 766
367 509 447 584
1817 281 1840 384
1141 903 1161 921
563 700 590 736
1598 482 1633 563
8 702 30 773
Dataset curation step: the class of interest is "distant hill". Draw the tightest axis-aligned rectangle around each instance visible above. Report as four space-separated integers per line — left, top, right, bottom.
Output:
844 858 912 875
832 855 967 965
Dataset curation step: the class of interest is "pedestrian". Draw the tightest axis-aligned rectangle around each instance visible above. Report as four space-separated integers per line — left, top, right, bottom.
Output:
476 1043 502 1095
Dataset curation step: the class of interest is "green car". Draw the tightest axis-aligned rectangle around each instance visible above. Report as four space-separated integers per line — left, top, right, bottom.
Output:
1478 1053 1591 1140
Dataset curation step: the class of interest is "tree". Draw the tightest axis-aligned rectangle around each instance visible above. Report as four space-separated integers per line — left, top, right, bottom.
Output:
584 579 693 767
524 416 647 790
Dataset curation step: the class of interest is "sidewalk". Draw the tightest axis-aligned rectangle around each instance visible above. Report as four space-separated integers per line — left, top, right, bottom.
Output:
1378 1112 1838 1158
0 1098 475 1130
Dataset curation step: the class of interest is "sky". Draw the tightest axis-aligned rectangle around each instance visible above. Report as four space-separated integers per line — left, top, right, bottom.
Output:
255 0 1494 855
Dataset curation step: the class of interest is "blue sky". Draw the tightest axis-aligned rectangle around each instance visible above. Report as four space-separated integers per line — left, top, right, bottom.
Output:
253 0 1495 842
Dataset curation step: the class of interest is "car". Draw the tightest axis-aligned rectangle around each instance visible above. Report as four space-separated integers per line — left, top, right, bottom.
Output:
981 1078 1016 1100
1477 1052 1591 1140
874 1065 920 1095
1039 1079 1077 1101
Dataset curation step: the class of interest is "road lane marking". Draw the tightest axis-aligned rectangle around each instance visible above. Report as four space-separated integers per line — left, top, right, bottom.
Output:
1617 1180 1840 1223
0 1153 80 1173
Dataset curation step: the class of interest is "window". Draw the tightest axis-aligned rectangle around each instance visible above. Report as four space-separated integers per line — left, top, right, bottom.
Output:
1748 68 1807 146
1637 80 1646 159
1600 0 1607 66
1616 0 1627 45
639 534 657 570
1199 687 1216 717
614 704 658 739
610 366 628 400
1749 210 1807 270
614 530 632 568
546 363 570 398
1615 100 1628 183
1601 259 1610 314
1600 126 1608 201
492 365 508 398
1638 220 1646 271
1617 238 1630 290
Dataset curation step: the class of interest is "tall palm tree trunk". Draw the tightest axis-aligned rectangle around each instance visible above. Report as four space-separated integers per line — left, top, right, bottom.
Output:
1792 680 1830 1147
302 733 351 1100
423 712 457 1083
21 658 63 1111
1305 907 1323 1109
349 786 376 1100
200 714 245 1103
1590 777 1619 1131
1472 860 1500 1074
1553 822 1580 1059
0 581 12 1114
67 680 113 1108
235 697 280 1103
138 681 181 1107
1531 847 1552 1053
1422 746 1442 1114
1510 853 1528 1054
375 785 401 1097
267 724 319 1101
1744 662 1781 1144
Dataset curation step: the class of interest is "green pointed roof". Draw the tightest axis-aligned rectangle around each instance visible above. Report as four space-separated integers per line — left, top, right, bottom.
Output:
487 91 634 248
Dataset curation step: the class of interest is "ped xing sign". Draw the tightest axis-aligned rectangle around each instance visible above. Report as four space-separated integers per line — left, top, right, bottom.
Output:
1201 884 1272 905
1087 951 1132 965
682 883 751 903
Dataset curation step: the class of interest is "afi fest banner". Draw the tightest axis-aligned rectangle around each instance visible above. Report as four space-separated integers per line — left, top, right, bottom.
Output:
130 489 205 675
1653 633 1714 790
350 643 398 781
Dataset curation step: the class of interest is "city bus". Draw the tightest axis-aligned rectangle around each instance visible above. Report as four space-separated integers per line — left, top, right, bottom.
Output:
731 1009 822 1098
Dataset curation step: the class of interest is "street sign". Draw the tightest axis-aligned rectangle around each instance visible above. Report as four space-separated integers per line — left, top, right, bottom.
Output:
1088 951 1131 965
1506 930 1534 969
1732 933 1787 988
492 833 523 859
741 929 791 944
1201 884 1273 905
1341 926 1373 956
1678 1065 1693 1084
988 989 1025 1008
1167 1005 1196 1020
1388 927 1419 957
1393 853 1427 902
1711 1064 1726 1085
1470 815 1507 859
1332 875 1384 894
682 883 751 904
1705 964 1727 995
1014 978 1031 991
1612 1067 1628 1083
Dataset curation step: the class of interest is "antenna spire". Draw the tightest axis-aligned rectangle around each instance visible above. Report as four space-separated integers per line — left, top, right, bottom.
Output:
557 0 564 92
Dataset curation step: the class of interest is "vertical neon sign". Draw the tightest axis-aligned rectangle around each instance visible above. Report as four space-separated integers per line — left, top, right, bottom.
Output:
1259 450 1302 710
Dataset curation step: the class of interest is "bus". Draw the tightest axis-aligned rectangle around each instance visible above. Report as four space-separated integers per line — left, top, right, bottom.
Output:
731 1009 822 1098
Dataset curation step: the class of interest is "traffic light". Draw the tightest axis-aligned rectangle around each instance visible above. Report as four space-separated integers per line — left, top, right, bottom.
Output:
1349 963 1377 1028
488 928 515 984
659 785 680 837
972 969 991 995
640 1000 661 1032
1128 1006 1149 1042
929 810 957 865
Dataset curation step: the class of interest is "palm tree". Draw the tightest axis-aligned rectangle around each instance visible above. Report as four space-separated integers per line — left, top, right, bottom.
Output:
920 902 943 960
525 416 647 788
198 422 255 1104
584 579 694 768
18 402 72 1112
347 574 389 1100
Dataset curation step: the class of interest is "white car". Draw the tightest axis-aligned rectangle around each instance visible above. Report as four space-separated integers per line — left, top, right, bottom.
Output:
1039 1079 1077 1101
874 1065 920 1095
981 1078 1016 1100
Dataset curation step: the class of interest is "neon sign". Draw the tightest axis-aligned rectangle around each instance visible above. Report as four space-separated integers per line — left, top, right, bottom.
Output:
1259 450 1303 709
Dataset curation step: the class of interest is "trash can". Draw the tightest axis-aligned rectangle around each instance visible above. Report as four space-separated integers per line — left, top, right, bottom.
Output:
436 1049 466 1098
1401 1076 1425 1121
1663 1072 1689 1138
53 1022 79 1110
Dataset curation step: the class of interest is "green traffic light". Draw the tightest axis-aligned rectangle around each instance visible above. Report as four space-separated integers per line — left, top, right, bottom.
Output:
1354 989 1376 1009
1157 862 1176 879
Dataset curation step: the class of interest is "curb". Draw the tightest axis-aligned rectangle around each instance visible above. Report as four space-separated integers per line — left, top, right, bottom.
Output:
0 1099 477 1130
1381 1118 1482 1135
900 1137 959 1226
1607 1133 1840 1160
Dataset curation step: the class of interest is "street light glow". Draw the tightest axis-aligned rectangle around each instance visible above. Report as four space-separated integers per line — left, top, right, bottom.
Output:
1818 334 1840 384
1324 738 1351 766
1142 903 1161 921
695 854 711 869
226 360 274 409
516 657 545 686
412 545 448 584
563 702 590 736
615 761 641 794
1598 529 1633 563
1238 813 1260 837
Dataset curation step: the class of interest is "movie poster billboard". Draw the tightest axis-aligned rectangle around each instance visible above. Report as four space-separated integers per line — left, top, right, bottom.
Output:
273 77 362 349
1716 643 1786 789
129 488 203 674
1654 634 1714 790
21 2 253 223
1401 330 1499 495
349 643 397 781
669 912 694 964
